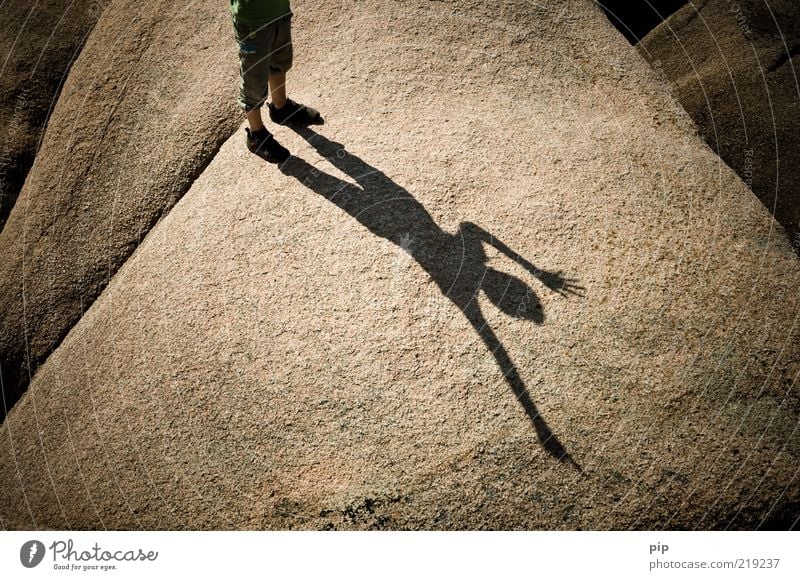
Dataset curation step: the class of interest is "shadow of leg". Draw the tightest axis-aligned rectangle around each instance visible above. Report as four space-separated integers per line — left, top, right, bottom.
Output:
280 136 580 470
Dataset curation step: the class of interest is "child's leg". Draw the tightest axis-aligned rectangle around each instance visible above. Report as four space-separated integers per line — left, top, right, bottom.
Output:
246 108 265 132
269 72 287 109
235 21 271 131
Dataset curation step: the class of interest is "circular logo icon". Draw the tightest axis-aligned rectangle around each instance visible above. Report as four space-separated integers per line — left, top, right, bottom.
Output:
20 540 45 568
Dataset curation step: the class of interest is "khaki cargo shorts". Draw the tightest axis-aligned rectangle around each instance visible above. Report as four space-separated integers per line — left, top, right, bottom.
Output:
233 14 293 111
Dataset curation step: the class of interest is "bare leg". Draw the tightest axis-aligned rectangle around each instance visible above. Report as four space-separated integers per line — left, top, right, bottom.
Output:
246 69 287 132
246 108 265 132
269 71 287 109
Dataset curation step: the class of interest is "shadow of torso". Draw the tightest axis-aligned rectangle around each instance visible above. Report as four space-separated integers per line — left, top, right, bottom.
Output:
278 129 580 468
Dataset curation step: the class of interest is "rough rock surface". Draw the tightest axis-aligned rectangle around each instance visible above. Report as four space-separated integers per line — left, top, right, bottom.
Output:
639 0 800 252
0 0 105 227
0 0 241 418
1 0 799 529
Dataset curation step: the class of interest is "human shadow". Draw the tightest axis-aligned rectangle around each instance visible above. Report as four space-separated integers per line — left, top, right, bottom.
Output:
278 128 584 469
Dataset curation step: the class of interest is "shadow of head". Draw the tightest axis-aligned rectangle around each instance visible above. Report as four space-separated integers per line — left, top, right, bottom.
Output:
481 267 545 323
275 128 583 468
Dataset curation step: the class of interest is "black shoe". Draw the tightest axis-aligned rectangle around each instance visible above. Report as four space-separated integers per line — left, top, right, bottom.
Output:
246 127 290 163
268 98 325 127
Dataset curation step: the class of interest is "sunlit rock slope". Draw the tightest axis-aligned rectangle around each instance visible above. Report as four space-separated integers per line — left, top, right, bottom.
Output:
1 0 798 530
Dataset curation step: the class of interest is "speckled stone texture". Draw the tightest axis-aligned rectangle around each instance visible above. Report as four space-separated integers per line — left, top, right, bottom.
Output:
0 0 242 418
0 0 105 226
639 0 800 252
0 0 798 530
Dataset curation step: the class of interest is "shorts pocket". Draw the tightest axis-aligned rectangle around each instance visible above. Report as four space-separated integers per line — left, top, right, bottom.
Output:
238 40 257 54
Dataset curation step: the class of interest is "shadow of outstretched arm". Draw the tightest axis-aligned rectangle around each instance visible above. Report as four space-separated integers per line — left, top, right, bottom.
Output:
280 127 581 470
460 222 585 297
